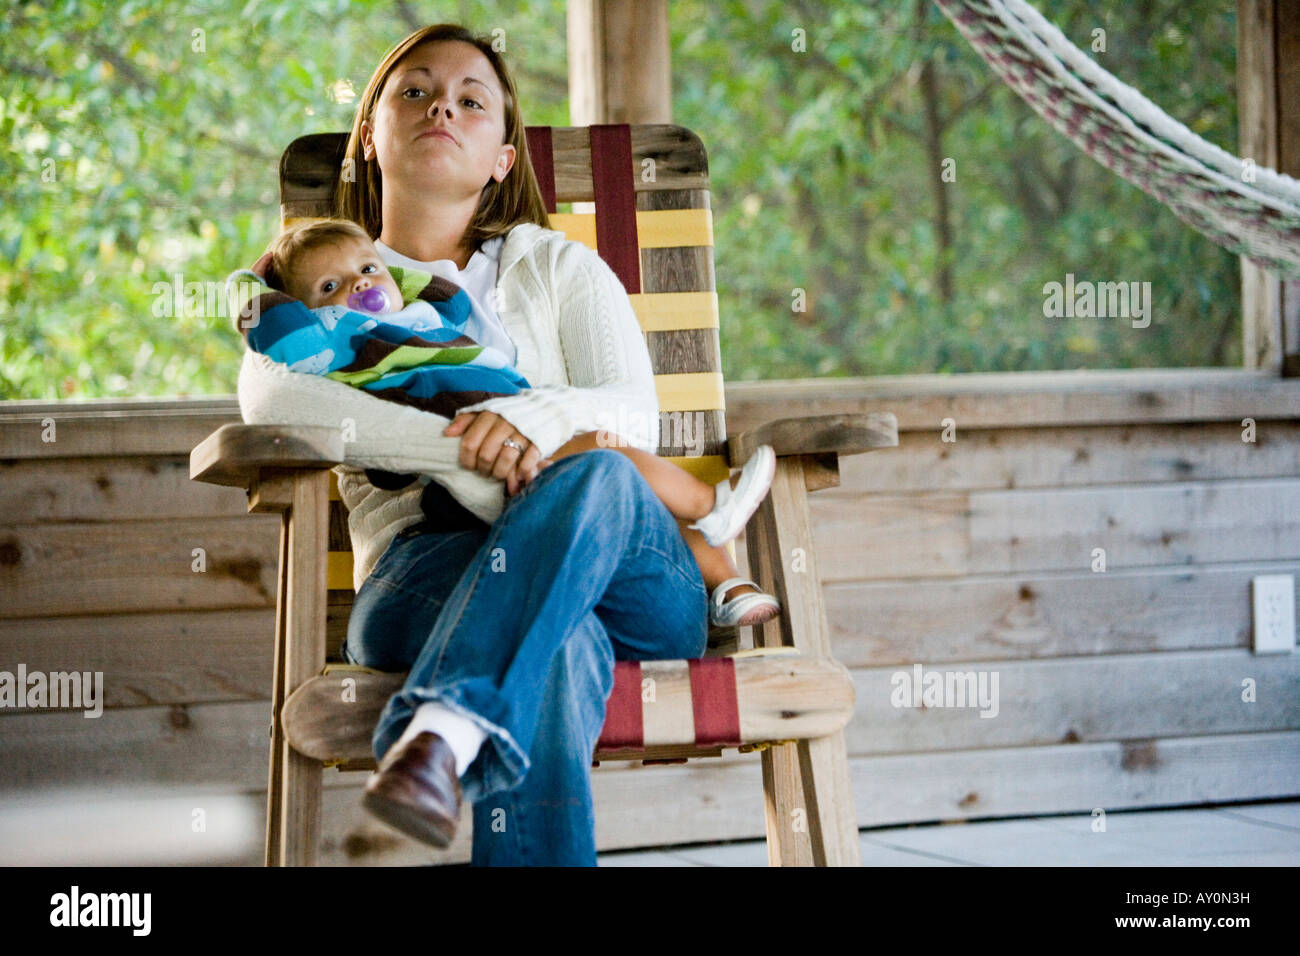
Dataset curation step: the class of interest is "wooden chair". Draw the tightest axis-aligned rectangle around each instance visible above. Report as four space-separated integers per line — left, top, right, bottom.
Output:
191 123 897 866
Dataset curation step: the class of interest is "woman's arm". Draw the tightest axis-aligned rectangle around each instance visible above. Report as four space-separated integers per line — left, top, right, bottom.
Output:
454 241 660 460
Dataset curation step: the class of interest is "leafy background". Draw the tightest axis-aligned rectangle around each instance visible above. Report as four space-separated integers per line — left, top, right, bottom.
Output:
0 0 1240 399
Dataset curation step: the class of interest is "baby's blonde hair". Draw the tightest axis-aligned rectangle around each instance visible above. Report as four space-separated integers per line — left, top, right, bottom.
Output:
264 218 374 299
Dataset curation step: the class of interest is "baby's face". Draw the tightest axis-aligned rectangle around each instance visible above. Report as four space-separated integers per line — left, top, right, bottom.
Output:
290 236 404 312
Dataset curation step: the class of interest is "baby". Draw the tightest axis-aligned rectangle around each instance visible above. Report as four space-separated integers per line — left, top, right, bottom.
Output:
234 218 781 628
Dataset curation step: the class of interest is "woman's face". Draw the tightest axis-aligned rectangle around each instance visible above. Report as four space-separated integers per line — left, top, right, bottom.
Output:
360 40 516 202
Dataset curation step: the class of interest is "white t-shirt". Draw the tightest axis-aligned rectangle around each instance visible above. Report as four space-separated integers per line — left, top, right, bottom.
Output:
374 236 516 366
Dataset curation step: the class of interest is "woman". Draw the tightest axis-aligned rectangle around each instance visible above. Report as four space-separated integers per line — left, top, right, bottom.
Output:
237 23 733 865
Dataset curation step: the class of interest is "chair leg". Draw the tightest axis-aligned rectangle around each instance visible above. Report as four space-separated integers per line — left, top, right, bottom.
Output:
265 513 290 866
747 455 862 867
760 733 860 866
257 470 329 866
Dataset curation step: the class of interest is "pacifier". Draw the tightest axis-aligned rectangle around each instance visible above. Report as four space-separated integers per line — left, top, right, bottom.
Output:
347 287 390 314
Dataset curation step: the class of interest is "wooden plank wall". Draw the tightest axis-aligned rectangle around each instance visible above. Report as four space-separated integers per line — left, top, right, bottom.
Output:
2 371 1299 865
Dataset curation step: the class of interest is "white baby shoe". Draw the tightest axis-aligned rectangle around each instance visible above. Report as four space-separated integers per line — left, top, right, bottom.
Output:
709 577 781 628
687 445 776 547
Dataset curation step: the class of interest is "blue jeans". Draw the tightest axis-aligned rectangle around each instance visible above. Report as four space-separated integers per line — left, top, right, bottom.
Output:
342 449 708 866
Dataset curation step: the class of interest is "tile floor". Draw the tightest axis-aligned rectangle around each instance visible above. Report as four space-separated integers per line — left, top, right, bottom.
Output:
596 800 1300 866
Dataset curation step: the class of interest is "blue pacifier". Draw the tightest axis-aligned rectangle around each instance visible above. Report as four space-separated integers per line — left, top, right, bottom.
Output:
347 287 390 314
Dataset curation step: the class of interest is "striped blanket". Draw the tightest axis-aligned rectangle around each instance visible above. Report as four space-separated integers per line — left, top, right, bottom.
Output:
227 264 530 420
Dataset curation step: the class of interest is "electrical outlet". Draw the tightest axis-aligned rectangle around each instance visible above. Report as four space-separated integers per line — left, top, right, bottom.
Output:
1251 575 1296 654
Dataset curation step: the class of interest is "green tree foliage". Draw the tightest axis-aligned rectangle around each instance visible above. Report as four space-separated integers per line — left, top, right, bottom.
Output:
672 0 1241 378
0 0 1241 399
0 0 570 399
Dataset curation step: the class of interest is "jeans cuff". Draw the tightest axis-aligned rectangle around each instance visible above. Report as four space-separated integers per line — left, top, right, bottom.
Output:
375 688 530 807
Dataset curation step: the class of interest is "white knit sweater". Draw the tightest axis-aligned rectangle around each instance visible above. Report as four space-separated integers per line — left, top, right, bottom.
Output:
236 221 660 589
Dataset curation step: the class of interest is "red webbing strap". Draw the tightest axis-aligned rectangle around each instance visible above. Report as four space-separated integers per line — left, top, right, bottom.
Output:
688 658 742 746
589 123 642 294
525 126 556 214
597 659 644 749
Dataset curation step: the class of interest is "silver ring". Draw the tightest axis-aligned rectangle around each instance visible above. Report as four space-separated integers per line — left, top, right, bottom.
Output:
502 438 526 452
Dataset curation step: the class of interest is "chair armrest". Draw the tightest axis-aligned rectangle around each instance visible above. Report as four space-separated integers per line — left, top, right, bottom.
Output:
189 423 345 490
728 412 898 469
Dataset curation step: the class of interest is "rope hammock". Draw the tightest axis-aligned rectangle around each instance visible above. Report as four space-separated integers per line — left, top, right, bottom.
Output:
933 0 1300 277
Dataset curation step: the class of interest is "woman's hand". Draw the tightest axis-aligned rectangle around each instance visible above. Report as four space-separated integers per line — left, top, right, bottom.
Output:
444 411 547 497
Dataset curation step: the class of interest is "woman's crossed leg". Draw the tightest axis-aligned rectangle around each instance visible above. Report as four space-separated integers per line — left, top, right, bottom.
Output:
348 448 707 864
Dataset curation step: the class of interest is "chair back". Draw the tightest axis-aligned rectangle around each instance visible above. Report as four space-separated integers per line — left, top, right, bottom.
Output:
277 125 729 655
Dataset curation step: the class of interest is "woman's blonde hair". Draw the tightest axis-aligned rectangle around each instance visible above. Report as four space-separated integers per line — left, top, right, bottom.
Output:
334 24 551 244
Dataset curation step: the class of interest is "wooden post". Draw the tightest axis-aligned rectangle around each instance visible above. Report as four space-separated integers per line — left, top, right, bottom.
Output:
567 0 672 125
1237 0 1300 376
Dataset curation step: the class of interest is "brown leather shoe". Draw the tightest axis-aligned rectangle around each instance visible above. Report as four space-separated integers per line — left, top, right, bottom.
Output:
362 731 462 849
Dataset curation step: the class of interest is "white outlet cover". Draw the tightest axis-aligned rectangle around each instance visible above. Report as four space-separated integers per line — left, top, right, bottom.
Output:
1251 574 1296 654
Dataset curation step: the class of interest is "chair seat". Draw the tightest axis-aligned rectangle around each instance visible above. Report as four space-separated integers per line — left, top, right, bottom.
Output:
280 649 855 770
